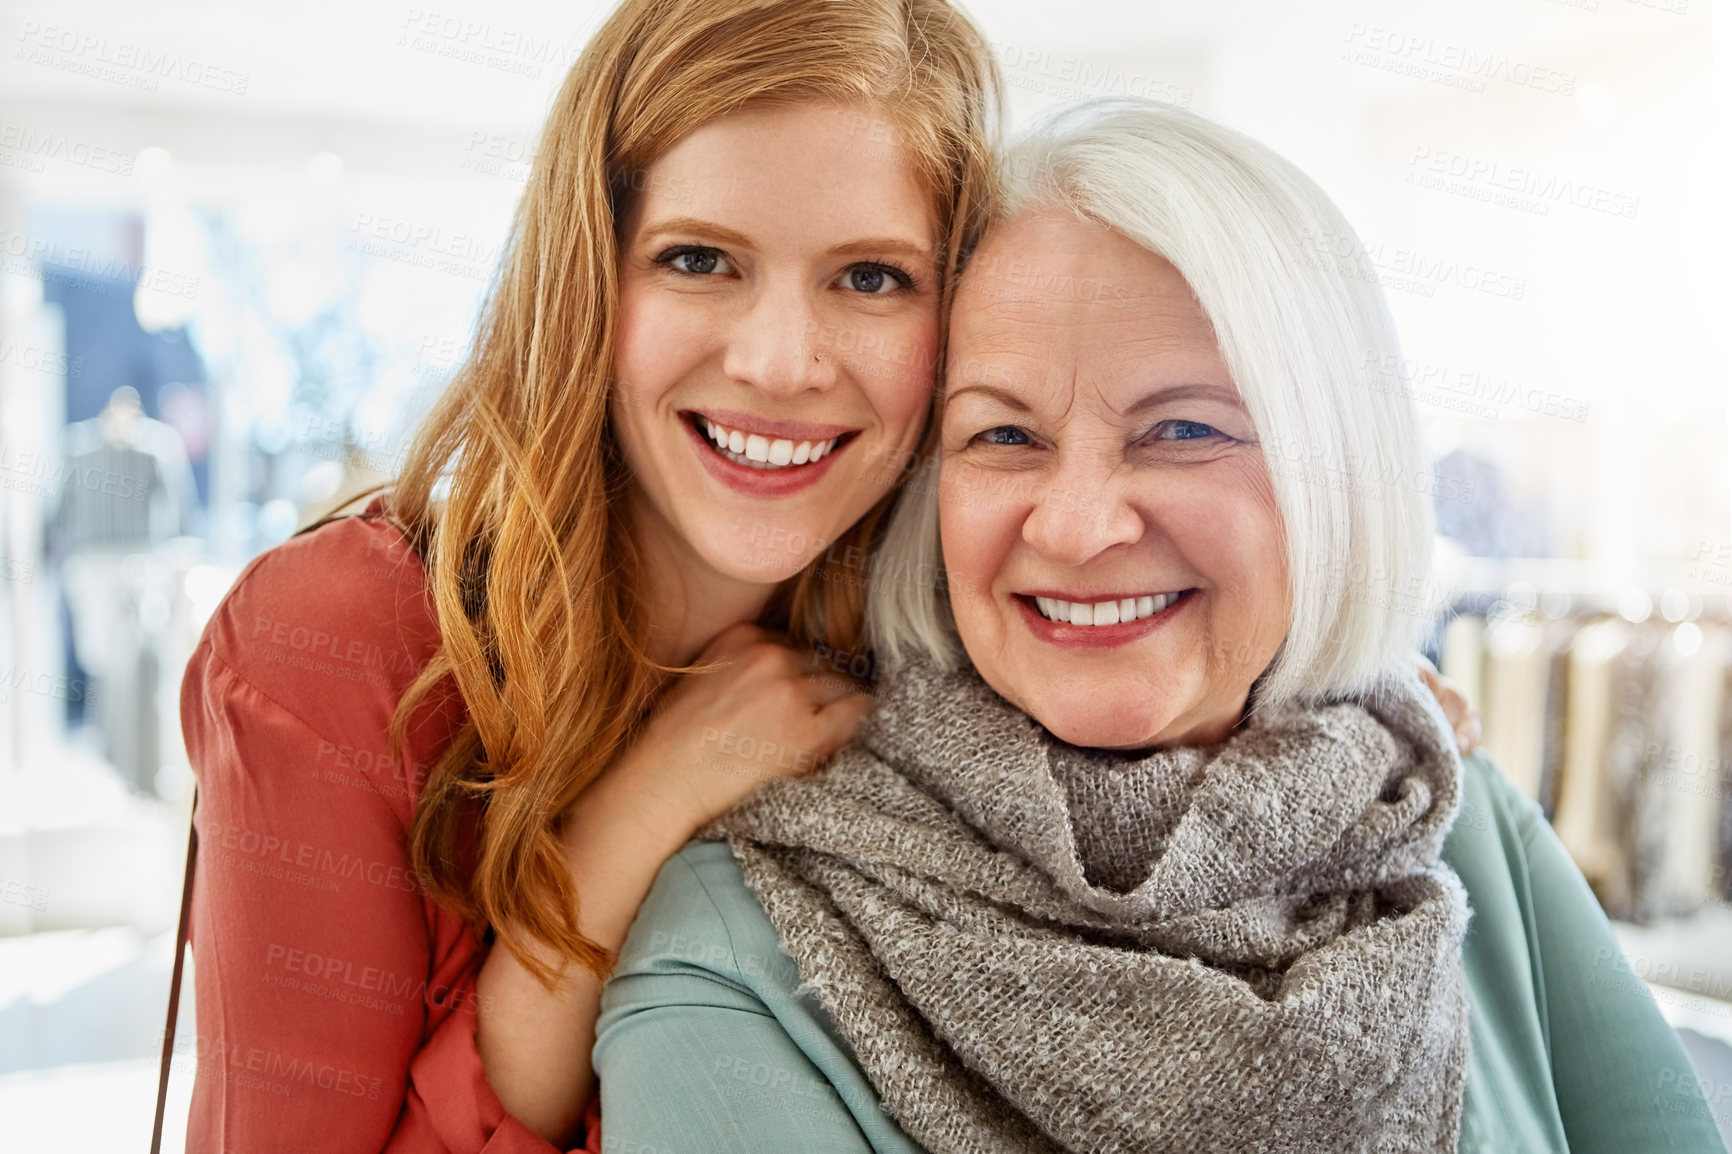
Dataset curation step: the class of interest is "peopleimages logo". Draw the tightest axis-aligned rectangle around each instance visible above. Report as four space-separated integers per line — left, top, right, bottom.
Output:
250 614 420 686
13 22 250 95
1341 24 1576 96
198 817 425 896
264 943 485 1015
396 8 584 79
0 230 201 300
0 337 85 378
0 122 133 176
1406 147 1640 221
181 1033 386 1100
347 211 501 283
1360 352 1591 424
1297 228 1526 302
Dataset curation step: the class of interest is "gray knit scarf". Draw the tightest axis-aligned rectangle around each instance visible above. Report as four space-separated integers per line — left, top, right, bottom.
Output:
710 658 1473 1154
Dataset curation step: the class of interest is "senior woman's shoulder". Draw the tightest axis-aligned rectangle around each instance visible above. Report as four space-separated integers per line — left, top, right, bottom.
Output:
1442 751 1731 1154
1442 749 1586 906
597 842 926 1154
1450 751 1546 853
610 840 802 990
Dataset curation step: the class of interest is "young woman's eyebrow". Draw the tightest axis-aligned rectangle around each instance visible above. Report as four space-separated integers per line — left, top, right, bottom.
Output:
828 237 934 262
637 216 755 248
637 217 930 263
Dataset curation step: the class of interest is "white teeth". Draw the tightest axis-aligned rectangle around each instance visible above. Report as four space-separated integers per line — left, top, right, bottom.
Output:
1034 591 1183 626
699 418 840 471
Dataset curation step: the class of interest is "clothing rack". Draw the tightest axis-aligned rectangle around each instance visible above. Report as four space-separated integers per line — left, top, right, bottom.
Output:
1434 559 1731 924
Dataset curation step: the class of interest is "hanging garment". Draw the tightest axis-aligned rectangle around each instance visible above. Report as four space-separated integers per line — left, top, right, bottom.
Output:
1536 621 1574 823
1720 655 1732 902
1480 613 1552 803
1608 622 1673 923
1552 618 1631 915
1440 613 1485 721
1630 623 1728 919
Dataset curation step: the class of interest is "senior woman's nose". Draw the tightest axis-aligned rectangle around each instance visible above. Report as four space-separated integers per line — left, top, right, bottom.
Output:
720 279 838 399
1019 458 1144 566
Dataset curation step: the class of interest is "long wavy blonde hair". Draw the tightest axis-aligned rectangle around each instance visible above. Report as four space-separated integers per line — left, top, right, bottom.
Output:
386 0 1001 983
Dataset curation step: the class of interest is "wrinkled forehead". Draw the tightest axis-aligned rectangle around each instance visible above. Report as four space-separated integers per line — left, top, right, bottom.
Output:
947 209 1236 419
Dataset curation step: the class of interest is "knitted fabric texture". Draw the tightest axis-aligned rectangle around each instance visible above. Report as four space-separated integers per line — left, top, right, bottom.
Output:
711 658 1473 1154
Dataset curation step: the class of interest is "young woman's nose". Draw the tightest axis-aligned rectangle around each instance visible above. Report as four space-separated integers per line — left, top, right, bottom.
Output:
1019 453 1144 567
720 278 839 399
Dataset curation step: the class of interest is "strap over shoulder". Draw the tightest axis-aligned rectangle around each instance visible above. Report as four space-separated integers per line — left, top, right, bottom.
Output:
151 788 198 1154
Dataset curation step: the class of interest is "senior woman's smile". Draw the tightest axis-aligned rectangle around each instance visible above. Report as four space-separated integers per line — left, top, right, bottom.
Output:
940 210 1289 752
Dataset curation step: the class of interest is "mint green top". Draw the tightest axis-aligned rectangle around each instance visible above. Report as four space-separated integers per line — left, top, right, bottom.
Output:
594 754 1730 1152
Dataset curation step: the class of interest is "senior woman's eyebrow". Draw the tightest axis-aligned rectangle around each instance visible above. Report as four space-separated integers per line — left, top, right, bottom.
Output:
943 384 1032 412
945 381 1244 415
1115 382 1247 416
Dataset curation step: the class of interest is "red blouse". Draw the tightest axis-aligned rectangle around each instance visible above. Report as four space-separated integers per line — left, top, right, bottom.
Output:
179 503 602 1152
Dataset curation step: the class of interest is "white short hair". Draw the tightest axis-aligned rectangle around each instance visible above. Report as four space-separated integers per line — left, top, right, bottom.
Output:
867 97 1435 708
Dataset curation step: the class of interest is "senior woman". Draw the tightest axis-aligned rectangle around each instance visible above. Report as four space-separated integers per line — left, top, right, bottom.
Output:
592 100 1727 1154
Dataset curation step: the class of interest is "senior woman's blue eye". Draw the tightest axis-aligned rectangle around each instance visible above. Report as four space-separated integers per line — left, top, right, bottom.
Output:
1160 420 1220 441
977 425 1031 446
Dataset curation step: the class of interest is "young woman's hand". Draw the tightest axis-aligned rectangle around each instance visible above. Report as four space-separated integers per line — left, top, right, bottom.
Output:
576 623 875 855
478 625 872 1145
1414 654 1482 755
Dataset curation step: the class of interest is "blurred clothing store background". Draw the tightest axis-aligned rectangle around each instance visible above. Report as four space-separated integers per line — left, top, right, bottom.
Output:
0 0 1727 1148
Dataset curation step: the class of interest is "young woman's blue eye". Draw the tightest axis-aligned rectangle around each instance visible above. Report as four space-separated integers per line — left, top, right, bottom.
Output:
1161 420 1219 441
657 246 727 275
980 426 1030 446
841 263 911 295
671 249 720 274
849 266 886 293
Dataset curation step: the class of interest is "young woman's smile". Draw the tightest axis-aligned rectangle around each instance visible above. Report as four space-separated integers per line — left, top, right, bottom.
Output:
612 102 940 586
681 409 856 497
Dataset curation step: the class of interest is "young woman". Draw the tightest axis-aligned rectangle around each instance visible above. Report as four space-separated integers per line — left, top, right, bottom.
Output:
178 2 999 1150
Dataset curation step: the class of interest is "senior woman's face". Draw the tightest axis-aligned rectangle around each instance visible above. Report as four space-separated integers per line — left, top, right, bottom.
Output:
940 212 1290 750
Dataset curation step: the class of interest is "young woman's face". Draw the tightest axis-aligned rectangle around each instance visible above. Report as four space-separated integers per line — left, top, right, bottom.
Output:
612 102 939 588
939 211 1290 751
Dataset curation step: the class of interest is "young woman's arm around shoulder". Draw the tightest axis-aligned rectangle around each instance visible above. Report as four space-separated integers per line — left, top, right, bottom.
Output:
472 625 869 1144
183 519 866 1153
